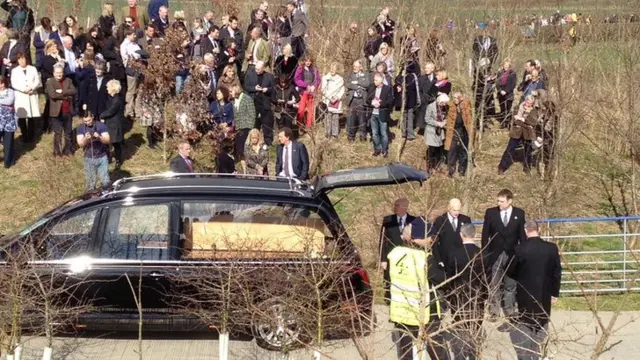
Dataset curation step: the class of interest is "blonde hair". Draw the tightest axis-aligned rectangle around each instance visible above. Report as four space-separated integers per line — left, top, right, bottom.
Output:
437 70 448 80
246 128 265 147
44 39 59 56
102 3 114 16
174 10 185 21
282 43 293 56
106 79 121 96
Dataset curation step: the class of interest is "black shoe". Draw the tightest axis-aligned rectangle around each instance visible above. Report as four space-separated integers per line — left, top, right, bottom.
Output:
382 151 389 158
115 160 122 170
372 151 380 157
148 143 157 149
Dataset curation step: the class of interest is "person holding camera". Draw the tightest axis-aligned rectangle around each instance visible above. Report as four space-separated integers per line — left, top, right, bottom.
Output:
76 112 111 191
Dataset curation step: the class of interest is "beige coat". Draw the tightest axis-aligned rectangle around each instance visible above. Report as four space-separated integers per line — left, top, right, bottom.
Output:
320 73 345 114
11 65 41 118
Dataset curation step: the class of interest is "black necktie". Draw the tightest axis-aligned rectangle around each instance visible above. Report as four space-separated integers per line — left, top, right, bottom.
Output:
284 146 291 177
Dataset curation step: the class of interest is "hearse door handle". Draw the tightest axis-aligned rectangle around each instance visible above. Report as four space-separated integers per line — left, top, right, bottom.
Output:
148 271 165 278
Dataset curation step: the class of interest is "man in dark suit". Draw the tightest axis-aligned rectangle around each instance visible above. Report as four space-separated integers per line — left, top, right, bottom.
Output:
446 223 490 360
507 219 561 360
0 29 24 76
220 16 244 65
151 5 170 37
276 127 309 180
482 188 526 319
366 73 394 157
243 61 275 145
169 141 194 173
378 198 415 303
415 61 438 130
201 25 222 59
430 198 472 268
472 30 498 72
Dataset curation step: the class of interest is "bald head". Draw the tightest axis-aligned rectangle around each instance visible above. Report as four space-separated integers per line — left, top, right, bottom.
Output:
448 198 462 218
394 198 409 216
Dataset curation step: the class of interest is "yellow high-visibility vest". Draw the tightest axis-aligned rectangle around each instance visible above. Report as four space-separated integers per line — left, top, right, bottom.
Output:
387 246 441 326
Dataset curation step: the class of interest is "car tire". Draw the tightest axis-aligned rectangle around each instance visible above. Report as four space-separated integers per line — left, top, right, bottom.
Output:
251 297 309 351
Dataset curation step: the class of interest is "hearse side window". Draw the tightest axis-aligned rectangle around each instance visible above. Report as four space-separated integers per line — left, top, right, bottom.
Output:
100 204 170 260
180 201 337 259
36 209 98 260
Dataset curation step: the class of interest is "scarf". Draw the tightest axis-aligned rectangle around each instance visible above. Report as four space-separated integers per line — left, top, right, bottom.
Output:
500 69 510 86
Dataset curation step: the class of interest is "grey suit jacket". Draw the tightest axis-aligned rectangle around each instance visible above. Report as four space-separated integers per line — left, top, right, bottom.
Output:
290 10 308 38
345 71 370 105
424 102 444 147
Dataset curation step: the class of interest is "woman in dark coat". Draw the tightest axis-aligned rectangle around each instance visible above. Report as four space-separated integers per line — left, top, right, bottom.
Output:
98 3 116 37
100 79 125 170
81 60 111 118
363 27 382 69
274 43 297 80
33 17 61 72
495 58 517 128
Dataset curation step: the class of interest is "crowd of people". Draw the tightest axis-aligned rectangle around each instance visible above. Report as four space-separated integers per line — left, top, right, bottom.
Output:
0 0 559 192
380 191 562 359
0 1 574 358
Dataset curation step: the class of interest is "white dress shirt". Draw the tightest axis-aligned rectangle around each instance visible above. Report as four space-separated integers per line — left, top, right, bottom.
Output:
279 142 297 178
119 38 141 67
64 47 77 72
7 40 17 58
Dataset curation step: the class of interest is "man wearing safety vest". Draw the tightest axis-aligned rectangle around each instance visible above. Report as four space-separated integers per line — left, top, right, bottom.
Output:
388 217 450 360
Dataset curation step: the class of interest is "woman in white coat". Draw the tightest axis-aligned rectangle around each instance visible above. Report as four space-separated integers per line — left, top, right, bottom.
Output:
320 62 345 138
11 52 41 143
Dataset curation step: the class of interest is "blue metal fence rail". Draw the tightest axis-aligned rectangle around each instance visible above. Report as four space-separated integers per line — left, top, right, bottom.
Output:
468 215 640 294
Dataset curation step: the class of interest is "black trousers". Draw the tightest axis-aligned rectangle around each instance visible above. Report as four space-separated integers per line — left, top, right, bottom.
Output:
291 36 306 58
499 137 533 172
112 141 124 163
257 109 274 145
393 321 450 360
447 130 468 176
146 125 157 146
52 114 73 156
498 94 514 128
347 101 367 140
18 117 35 143
0 131 15 168
427 145 444 172
276 111 294 129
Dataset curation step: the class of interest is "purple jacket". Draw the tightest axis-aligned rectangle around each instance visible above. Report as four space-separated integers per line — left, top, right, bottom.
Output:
293 65 321 92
